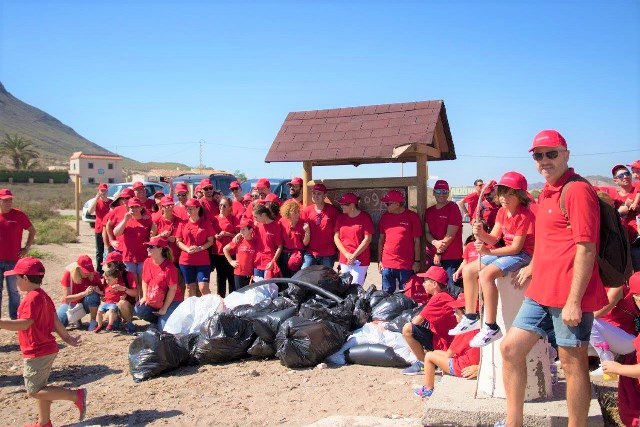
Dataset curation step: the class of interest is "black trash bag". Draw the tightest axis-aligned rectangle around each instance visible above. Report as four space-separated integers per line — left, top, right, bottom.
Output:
369 290 391 309
193 313 255 364
345 344 410 368
371 293 418 321
275 316 347 368
231 304 257 318
252 305 298 342
128 329 191 382
271 296 297 311
247 337 276 358
175 333 200 365
386 305 424 333
351 295 372 329
232 299 276 320
298 296 353 331
284 266 348 303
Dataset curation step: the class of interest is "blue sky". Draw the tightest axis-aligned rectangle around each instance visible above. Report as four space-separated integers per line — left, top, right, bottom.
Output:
1 0 638 187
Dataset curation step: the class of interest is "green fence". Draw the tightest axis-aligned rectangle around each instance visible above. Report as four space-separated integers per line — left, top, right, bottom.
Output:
0 170 70 183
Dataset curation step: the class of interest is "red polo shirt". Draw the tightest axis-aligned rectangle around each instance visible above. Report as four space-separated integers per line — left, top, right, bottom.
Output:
378 209 423 270
334 210 375 266
424 201 463 260
525 169 608 311
495 205 535 256
18 288 58 358
301 203 340 257
0 208 32 262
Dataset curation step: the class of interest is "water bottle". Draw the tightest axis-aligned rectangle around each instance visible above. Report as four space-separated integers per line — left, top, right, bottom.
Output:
597 342 618 381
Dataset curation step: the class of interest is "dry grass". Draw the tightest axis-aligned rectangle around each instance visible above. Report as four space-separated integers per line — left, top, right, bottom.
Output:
3 182 95 210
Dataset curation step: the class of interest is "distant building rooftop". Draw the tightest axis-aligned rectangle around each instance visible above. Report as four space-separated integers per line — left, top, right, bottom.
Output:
70 151 122 161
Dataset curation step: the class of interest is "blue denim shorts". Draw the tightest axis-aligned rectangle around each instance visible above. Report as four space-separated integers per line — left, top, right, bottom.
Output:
480 251 531 273
179 264 210 284
98 303 119 313
511 297 594 347
448 358 456 376
124 262 144 275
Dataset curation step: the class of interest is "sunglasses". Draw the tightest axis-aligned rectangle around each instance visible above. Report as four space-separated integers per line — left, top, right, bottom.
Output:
162 204 175 208
146 245 159 249
614 171 631 179
177 193 188 197
219 204 228 208
532 150 565 161
433 190 449 195
231 188 240 191
203 186 214 191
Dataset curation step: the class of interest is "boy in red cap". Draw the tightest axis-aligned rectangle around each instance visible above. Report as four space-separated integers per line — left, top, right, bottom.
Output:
415 292 480 397
0 257 87 427
401 266 456 375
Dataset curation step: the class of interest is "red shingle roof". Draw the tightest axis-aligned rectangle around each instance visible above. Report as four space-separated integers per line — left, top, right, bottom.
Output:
266 100 455 166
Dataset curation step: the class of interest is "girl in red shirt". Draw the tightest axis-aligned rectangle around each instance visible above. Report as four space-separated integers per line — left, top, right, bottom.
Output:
56 255 102 331
211 197 239 297
151 196 183 264
278 201 309 278
113 197 153 288
333 193 374 285
451 171 535 348
223 218 257 290
252 204 283 279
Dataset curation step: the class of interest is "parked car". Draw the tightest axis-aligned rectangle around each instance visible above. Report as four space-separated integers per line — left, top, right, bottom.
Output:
240 178 291 201
171 172 237 197
82 182 168 226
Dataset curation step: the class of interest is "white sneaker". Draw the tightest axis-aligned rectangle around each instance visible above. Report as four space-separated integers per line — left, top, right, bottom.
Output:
470 325 503 347
449 316 480 336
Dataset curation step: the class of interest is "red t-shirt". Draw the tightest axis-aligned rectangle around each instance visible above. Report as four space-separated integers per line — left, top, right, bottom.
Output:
403 275 431 304
201 197 220 221
618 334 640 427
141 257 182 308
495 205 535 256
228 238 257 277
378 209 423 270
102 271 137 304
449 330 480 376
611 186 639 241
463 241 478 263
120 216 153 262
231 200 245 221
0 208 32 261
107 205 128 247
479 200 500 230
301 204 340 257
419 292 457 351
601 286 639 336
60 270 102 304
254 221 284 269
463 192 480 221
177 218 214 266
173 205 189 222
18 288 58 359
153 214 183 262
281 218 306 251
526 169 608 311
425 202 463 260
93 198 112 233
212 214 239 255
334 211 375 266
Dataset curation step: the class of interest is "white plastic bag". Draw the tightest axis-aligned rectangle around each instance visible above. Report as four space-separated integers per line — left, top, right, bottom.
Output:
223 283 278 310
163 295 224 335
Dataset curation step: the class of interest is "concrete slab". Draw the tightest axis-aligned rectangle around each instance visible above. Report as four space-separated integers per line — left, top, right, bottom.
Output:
304 415 422 427
422 375 603 427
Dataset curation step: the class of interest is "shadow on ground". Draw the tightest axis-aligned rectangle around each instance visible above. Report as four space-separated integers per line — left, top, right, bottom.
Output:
69 409 183 426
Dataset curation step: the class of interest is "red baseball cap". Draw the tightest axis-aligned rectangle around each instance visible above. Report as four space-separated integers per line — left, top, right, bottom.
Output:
185 198 201 208
144 236 168 248
120 188 135 198
0 189 14 200
627 160 640 170
312 183 328 193
498 171 528 191
77 255 95 274
230 180 241 189
256 178 271 189
417 266 449 285
175 183 189 193
195 184 203 192
264 193 281 204
629 272 640 294
433 180 449 191
200 178 212 188
483 180 497 195
128 197 143 207
288 177 303 186
611 164 629 176
529 130 567 152
448 292 467 309
4 257 45 276
153 191 165 198
337 192 359 205
242 193 253 202
239 218 254 228
98 183 108 191
102 251 124 265
159 196 174 206
132 181 145 190
380 190 404 203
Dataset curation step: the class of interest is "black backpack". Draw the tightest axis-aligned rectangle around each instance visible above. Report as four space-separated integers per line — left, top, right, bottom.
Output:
559 175 633 287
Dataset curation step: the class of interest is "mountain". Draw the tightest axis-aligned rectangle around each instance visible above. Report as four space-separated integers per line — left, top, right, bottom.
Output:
529 175 615 189
0 81 190 172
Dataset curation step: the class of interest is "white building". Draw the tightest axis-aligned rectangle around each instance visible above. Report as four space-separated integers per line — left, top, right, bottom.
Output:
69 152 123 185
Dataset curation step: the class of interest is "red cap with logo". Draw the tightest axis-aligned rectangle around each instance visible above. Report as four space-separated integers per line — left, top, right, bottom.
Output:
264 193 281 204
242 193 253 202
498 171 528 191
199 179 212 188
627 160 640 170
337 192 359 205
380 190 404 203
230 180 241 189
102 251 124 265
175 183 189 193
159 196 174 206
144 236 169 248
239 218 254 228
629 272 640 294
256 178 271 189
185 198 201 208
312 183 328 193
4 257 46 276
288 177 303 186
0 189 14 200
77 255 95 274
132 181 145 190
120 188 135 198
98 183 108 191
417 266 449 285
529 130 567 152
433 180 449 191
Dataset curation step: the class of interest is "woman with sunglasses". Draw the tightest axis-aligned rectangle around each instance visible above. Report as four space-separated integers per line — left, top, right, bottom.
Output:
333 193 374 285
279 201 310 277
150 196 183 266
135 236 183 331
252 204 283 279
424 180 463 297
172 182 190 221
113 197 153 294
211 197 239 296
176 198 215 298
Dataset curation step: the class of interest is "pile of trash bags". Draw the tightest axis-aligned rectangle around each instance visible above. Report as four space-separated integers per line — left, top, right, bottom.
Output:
128 265 424 382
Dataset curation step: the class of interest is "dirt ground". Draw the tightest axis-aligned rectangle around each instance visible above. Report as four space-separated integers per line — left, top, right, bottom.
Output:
0 219 427 427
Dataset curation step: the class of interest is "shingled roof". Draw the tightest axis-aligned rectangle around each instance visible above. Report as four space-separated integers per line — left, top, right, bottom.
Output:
266 100 455 166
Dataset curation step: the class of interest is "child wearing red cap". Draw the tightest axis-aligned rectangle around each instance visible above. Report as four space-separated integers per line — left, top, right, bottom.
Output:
0 257 87 427
223 218 257 290
450 171 535 348
56 255 103 331
415 292 480 397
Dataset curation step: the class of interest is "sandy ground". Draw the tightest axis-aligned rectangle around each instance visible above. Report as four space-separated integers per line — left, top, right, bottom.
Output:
0 219 430 427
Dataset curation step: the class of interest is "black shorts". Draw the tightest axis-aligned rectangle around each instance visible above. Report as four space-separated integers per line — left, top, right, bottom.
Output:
411 323 434 352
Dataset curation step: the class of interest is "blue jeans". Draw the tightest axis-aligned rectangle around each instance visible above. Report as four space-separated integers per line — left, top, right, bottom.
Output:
439 259 463 298
134 301 181 331
301 253 335 269
0 260 20 319
381 268 414 293
56 291 101 326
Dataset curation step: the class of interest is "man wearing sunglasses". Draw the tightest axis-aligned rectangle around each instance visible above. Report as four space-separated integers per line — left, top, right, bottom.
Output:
172 182 190 221
198 178 220 221
300 183 340 269
457 179 484 224
610 164 640 271
229 180 246 220
501 129 608 427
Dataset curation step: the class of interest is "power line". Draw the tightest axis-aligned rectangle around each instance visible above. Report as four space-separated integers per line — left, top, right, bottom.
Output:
456 148 640 159
103 141 264 150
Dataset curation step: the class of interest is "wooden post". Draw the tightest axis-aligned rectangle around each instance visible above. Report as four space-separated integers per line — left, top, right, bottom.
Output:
302 161 312 207
75 175 80 236
416 154 427 264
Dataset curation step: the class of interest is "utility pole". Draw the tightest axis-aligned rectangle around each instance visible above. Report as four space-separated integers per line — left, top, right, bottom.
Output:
199 139 204 173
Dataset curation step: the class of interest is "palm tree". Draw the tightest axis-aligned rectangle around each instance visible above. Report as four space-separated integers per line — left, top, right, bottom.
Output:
0 133 40 169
